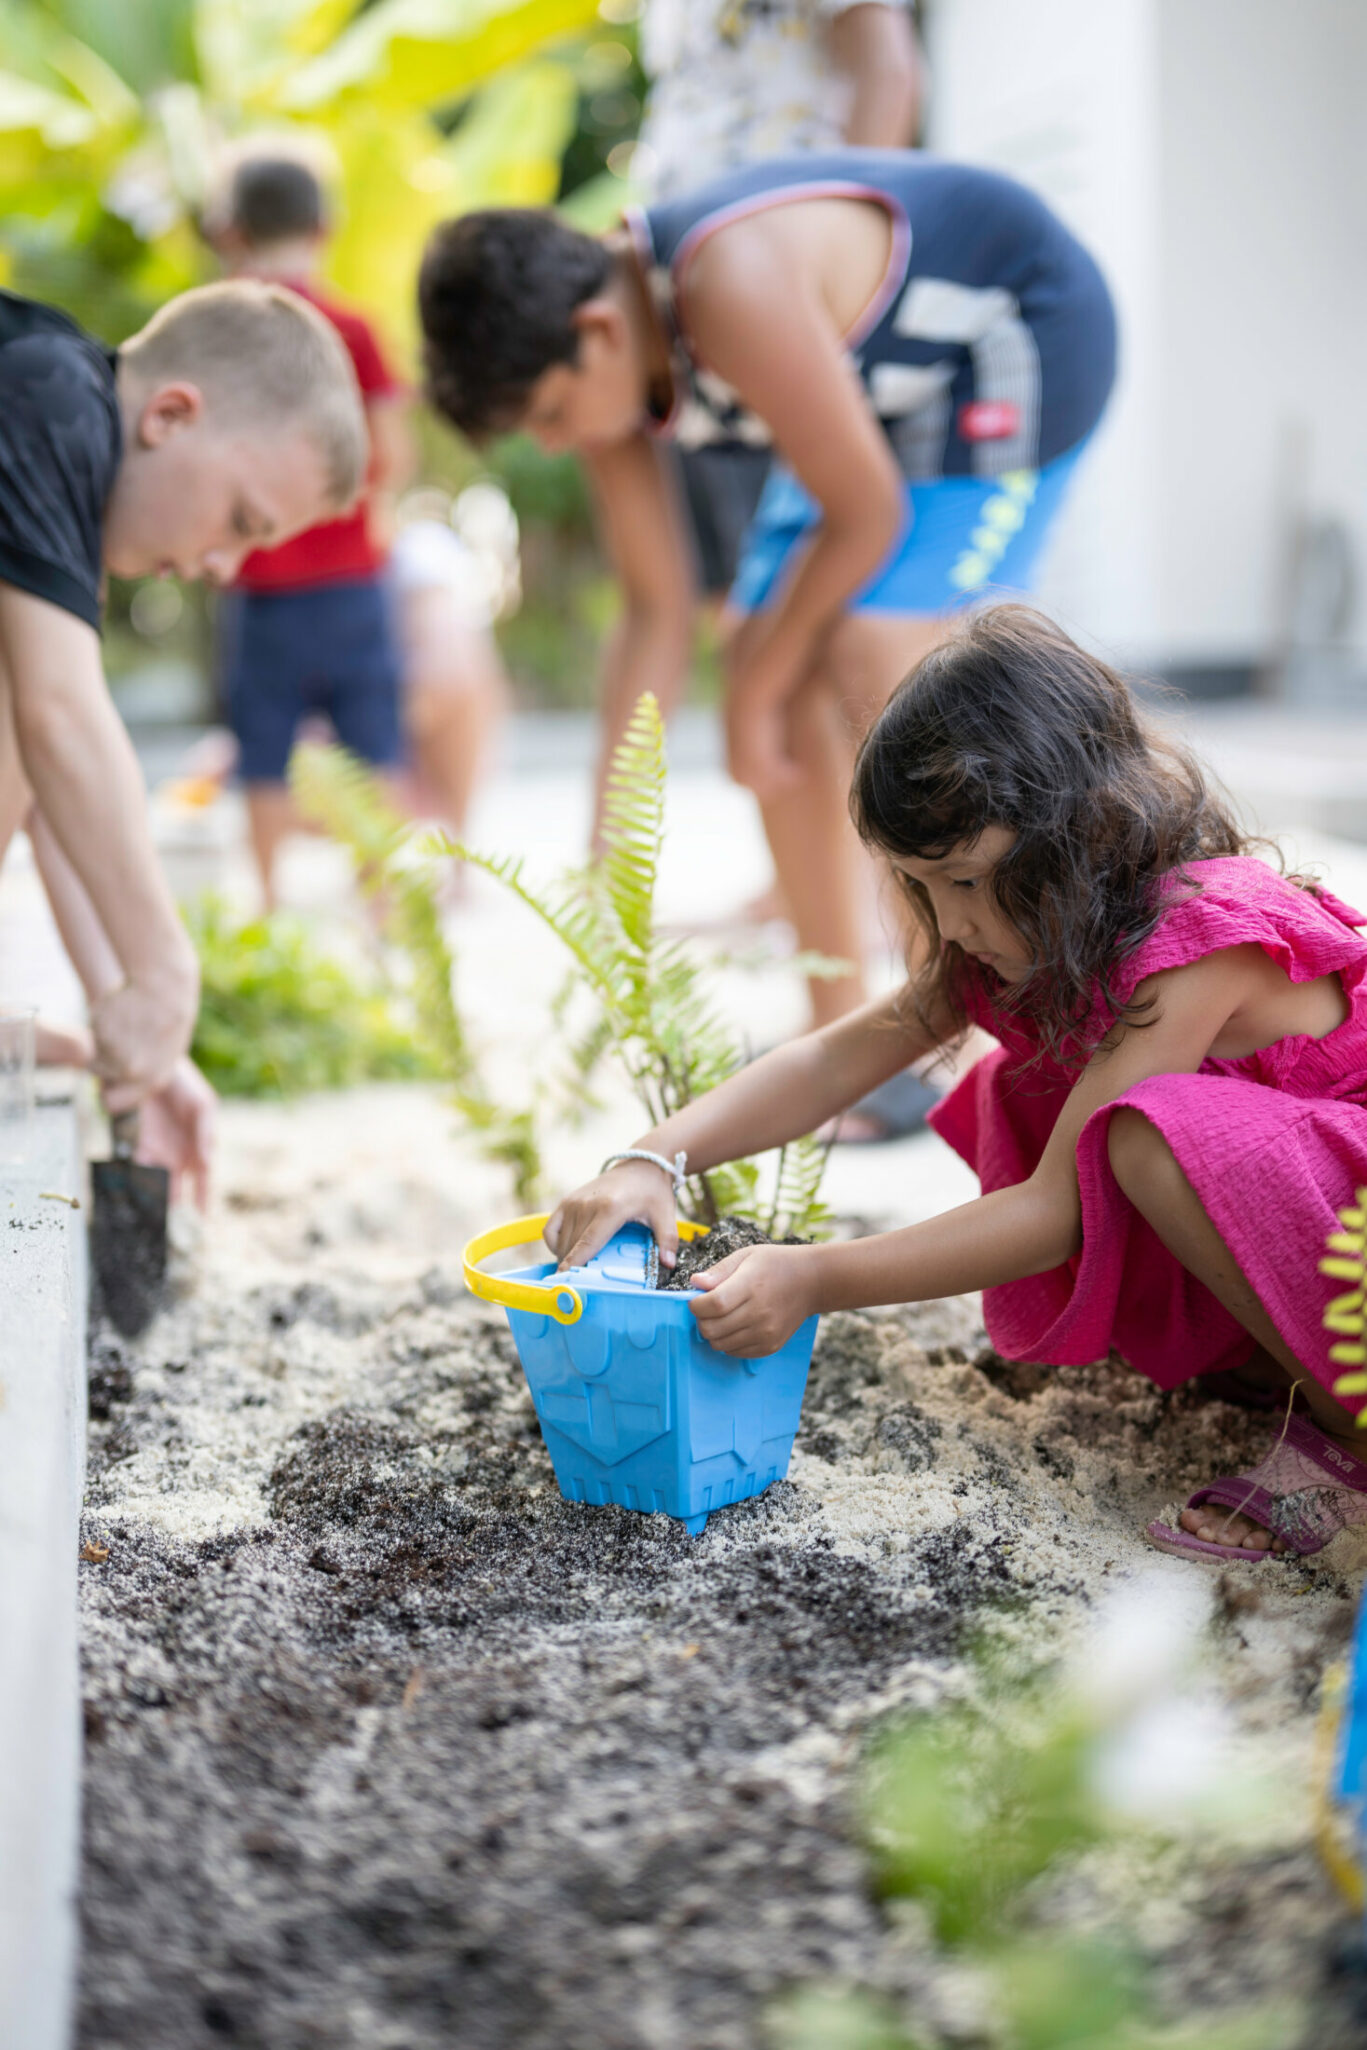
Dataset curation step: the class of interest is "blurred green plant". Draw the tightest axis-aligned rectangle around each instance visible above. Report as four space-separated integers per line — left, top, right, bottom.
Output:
771 1670 1299 2050
289 740 542 1204
187 893 439 1097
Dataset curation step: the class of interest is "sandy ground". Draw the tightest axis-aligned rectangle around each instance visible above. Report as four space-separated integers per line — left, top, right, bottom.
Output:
74 1085 1367 2050
1 732 1362 2043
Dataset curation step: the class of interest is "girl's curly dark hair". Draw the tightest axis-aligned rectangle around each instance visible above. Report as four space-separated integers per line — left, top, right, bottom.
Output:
850 604 1264 1066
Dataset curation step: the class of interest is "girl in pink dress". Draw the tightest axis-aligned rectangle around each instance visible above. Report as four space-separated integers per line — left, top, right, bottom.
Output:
547 605 1367 1565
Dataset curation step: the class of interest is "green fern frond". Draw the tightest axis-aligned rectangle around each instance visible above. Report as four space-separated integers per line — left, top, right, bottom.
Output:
433 696 832 1242
437 841 623 1009
600 691 666 964
291 742 407 869
771 1132 836 1241
291 744 543 1202
692 1157 761 1229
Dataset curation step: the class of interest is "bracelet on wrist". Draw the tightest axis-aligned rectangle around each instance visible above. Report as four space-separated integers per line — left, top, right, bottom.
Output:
600 1148 688 1197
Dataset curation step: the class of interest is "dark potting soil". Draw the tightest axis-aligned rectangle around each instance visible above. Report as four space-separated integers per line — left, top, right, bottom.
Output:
659 1215 807 1291
76 1197 1359 2050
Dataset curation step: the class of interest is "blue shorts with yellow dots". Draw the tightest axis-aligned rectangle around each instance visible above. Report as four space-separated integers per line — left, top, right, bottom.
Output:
729 437 1089 617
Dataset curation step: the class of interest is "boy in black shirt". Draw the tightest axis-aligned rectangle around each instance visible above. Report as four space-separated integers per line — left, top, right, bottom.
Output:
0 280 366 1172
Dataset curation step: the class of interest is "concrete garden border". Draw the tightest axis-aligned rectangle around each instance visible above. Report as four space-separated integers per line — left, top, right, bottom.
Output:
0 1104 87 2050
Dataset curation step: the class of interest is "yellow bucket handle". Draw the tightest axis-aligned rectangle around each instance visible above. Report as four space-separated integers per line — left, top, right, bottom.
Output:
462 1212 706 1328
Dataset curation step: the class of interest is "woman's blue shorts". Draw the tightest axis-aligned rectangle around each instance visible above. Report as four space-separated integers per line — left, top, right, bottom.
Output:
730 438 1089 617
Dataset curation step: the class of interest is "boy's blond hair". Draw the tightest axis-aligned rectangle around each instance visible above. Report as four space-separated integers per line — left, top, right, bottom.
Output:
120 279 367 507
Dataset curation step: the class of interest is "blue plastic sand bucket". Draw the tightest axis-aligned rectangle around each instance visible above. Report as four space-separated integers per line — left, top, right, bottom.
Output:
463 1213 817 1534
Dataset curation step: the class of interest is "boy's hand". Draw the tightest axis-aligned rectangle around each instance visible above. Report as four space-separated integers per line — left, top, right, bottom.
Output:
36 1020 94 1069
545 1162 679 1274
690 1243 819 1357
134 1056 217 1212
91 960 199 1114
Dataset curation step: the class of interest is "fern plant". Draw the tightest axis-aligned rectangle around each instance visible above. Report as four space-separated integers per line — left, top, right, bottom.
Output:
290 744 542 1207
439 693 833 1236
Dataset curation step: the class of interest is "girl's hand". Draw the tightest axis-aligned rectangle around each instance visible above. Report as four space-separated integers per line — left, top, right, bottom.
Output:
545 1162 680 1274
689 1243 819 1357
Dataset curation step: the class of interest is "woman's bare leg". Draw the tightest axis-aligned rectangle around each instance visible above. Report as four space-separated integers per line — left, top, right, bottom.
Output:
1107 1107 1362 1551
757 611 949 1028
245 783 296 910
759 672 867 1025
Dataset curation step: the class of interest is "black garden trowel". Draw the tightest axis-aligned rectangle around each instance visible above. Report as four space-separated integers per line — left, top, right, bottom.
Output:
90 1110 168 1336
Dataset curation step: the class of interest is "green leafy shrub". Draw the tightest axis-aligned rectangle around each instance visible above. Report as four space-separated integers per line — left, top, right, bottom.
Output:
188 896 438 1099
771 1668 1299 2050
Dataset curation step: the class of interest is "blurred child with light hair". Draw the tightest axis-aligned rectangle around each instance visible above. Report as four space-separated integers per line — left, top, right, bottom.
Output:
0 271 366 1190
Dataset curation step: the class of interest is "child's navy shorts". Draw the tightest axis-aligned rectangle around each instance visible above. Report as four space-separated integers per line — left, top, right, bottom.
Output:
220 576 404 783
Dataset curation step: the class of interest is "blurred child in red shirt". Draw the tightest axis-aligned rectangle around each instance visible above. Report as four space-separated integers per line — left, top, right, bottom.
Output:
209 147 413 901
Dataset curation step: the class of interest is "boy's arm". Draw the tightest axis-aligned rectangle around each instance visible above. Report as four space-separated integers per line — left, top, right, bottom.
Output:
363 393 416 554
691 951 1253 1354
0 585 198 1109
583 431 695 843
546 983 942 1269
830 4 925 147
681 228 906 796
27 803 216 1206
25 798 123 999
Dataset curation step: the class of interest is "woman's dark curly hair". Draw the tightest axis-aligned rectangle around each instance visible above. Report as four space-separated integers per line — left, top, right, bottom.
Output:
850 604 1264 1066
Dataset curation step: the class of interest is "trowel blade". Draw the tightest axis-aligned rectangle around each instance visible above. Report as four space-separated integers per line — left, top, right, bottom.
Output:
90 1154 169 1336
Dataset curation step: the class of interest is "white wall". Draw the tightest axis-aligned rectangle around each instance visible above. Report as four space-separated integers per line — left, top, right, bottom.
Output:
1154 0 1367 666
925 0 1161 660
925 0 1367 672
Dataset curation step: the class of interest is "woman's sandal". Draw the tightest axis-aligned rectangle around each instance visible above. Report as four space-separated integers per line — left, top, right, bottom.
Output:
1146 1413 1367 1564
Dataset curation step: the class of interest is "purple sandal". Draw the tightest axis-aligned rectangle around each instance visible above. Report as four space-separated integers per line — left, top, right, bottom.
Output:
1146 1413 1367 1563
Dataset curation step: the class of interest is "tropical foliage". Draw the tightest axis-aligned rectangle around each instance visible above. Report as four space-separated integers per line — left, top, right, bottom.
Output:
0 0 606 354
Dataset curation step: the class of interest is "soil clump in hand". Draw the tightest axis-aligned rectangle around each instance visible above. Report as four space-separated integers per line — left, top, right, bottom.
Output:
658 1214 807 1290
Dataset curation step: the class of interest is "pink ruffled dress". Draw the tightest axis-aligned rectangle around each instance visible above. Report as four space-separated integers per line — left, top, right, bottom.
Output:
927 856 1367 1410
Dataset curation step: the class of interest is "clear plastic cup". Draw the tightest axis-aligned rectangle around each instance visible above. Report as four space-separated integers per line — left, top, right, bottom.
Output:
0 1005 36 1160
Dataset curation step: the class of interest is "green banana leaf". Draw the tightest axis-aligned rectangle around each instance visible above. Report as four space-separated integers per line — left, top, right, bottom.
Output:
279 0 599 113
